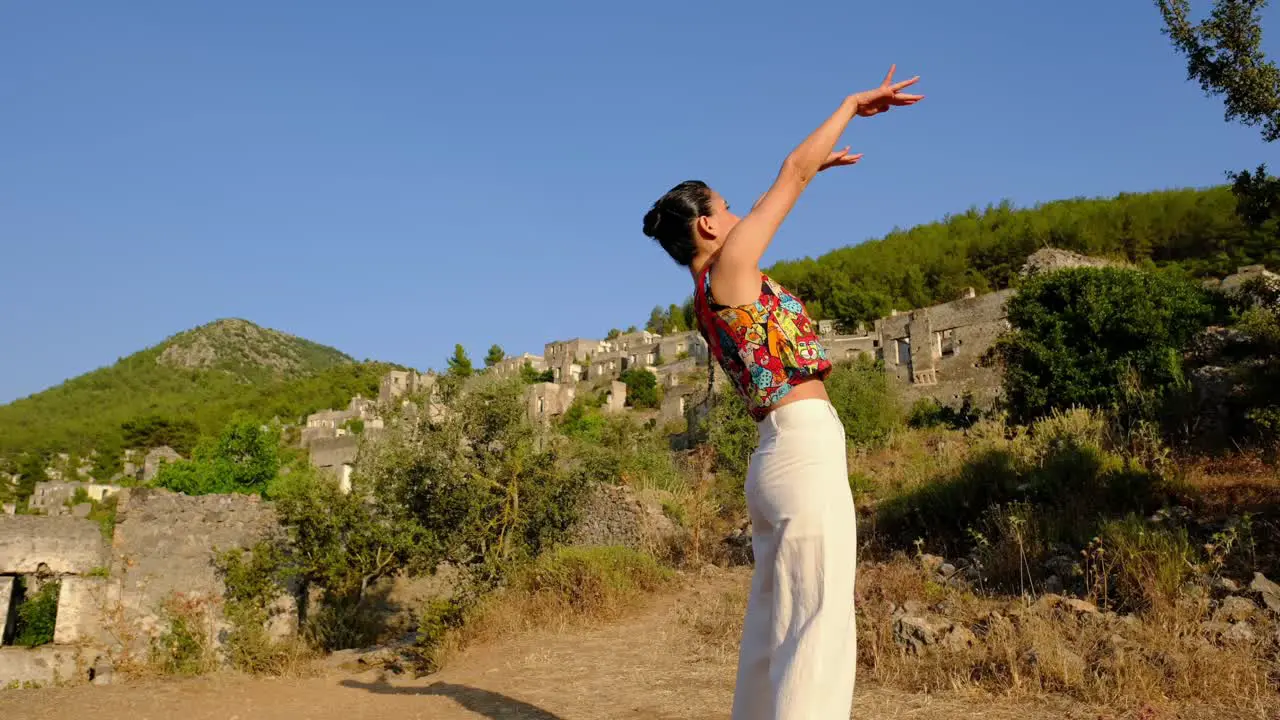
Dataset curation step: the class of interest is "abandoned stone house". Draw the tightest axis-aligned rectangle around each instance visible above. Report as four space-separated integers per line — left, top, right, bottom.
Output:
378 369 435 406
0 488 289 686
300 395 383 449
488 352 548 379
119 446 183 484
26 482 123 517
874 288 1016 408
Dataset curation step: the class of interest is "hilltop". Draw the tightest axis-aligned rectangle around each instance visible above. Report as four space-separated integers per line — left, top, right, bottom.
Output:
155 318 353 378
0 319 396 474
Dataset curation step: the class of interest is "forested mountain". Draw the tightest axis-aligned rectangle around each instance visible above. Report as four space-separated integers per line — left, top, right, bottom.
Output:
0 319 395 474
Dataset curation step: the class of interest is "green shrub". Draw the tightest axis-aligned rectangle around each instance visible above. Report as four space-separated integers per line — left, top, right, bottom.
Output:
877 409 1164 558
363 376 589 581
620 369 660 409
13 579 59 647
415 596 470 671
702 391 756 513
1094 515 1200 612
155 418 280 496
997 267 1218 426
214 541 307 672
825 357 901 447
266 466 416 650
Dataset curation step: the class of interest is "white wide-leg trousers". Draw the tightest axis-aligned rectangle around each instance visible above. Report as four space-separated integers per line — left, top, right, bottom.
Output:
730 398 858 720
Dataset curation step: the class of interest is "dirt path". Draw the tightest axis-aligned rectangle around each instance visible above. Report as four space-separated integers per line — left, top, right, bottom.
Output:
0 569 1234 720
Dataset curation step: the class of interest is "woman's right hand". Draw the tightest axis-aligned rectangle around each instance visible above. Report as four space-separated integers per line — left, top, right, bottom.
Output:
852 65 923 117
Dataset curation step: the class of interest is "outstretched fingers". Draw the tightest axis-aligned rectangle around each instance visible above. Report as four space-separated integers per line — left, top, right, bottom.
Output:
891 75 920 92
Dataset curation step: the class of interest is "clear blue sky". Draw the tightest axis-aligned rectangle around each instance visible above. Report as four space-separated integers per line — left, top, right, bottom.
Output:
2 1 1276 404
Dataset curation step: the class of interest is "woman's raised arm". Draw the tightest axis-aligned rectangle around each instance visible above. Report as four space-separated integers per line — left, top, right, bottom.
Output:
712 66 922 305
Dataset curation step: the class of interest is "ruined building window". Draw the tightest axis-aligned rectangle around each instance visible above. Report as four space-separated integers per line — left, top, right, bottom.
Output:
895 338 911 366
1 575 59 647
939 329 958 357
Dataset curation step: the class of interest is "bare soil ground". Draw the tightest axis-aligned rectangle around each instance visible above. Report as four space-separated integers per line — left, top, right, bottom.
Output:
0 568 1259 720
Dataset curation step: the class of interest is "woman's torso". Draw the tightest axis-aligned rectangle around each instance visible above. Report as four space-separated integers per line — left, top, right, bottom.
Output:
693 263 833 421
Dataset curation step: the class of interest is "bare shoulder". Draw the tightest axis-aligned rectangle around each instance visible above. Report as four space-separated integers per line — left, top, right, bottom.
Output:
709 260 762 308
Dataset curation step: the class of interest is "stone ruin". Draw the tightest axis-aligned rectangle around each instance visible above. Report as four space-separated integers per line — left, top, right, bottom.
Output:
0 487 286 686
1019 247 1122 276
0 477 681 687
120 446 183 484
26 482 123 518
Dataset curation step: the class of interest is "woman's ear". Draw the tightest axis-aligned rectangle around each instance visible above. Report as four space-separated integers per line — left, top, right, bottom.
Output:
696 214 714 240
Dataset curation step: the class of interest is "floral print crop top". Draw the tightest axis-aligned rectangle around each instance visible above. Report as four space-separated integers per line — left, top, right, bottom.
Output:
693 264 832 421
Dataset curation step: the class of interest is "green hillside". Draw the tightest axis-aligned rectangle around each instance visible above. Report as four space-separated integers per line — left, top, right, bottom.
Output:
0 319 395 474
763 185 1278 327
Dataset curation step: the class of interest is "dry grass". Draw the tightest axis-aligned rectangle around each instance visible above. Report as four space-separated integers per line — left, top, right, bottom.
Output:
678 558 1280 716
415 546 678 672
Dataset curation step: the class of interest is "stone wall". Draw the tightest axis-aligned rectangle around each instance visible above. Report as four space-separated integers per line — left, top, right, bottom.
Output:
489 352 548 378
568 484 680 555
378 370 434 405
877 289 1015 408
27 481 123 516
660 385 700 425
604 381 627 413
0 515 111 685
0 489 294 686
0 516 108 575
109 488 288 648
308 434 360 492
526 382 576 425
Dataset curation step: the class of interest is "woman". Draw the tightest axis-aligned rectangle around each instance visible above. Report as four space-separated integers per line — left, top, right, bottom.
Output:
641 66 922 719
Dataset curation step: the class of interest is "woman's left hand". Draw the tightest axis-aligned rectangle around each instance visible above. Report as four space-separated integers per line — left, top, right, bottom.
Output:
819 147 863 172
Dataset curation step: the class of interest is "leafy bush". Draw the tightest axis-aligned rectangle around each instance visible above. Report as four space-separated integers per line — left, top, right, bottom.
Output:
265 466 416 650
877 409 1164 563
213 542 312 674
155 418 280 496
519 361 554 384
701 390 756 512
13 579 59 647
362 377 589 583
825 357 901 447
997 267 1218 425
619 368 660 409
1092 515 1200 612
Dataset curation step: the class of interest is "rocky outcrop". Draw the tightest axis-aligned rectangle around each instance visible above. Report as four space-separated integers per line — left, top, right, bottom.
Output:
1020 248 1121 277
568 484 681 554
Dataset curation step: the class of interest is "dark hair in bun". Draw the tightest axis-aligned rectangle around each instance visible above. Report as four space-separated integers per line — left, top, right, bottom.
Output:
642 180 714 267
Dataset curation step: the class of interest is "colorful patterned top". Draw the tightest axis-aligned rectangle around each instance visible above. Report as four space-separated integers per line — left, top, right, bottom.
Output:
693 263 832 421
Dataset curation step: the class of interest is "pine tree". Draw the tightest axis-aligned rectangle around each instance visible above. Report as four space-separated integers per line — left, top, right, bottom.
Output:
485 344 505 368
447 344 474 378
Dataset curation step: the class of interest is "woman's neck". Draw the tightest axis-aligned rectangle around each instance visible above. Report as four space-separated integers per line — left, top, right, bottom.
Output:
689 249 719 278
